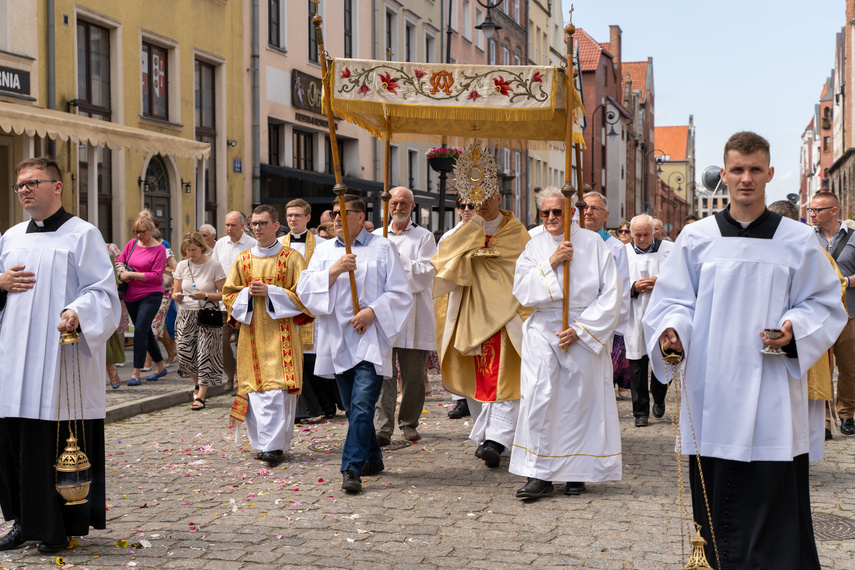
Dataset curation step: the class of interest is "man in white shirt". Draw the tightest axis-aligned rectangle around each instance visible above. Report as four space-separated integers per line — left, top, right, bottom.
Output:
297 195 412 494
373 187 437 444
211 211 257 392
279 199 339 421
645 132 845 567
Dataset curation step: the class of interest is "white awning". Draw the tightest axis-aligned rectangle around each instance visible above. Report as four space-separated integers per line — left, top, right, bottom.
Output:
0 101 210 160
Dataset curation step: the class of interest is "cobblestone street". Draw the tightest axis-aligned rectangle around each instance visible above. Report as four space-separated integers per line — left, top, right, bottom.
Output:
2 372 855 569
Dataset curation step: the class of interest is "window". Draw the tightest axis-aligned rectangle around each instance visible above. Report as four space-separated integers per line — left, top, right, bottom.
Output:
408 149 418 189
462 0 471 41
824 136 831 151
142 42 169 120
513 0 519 23
308 0 319 63
325 136 344 175
77 20 111 119
514 53 520 66
405 23 415 62
488 40 496 65
475 8 484 50
78 145 113 244
293 129 314 171
344 0 353 58
503 46 510 66
268 0 281 47
385 11 397 56
195 60 217 225
268 122 280 166
425 33 435 63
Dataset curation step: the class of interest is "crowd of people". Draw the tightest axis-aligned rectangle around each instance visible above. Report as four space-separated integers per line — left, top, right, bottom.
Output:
0 131 852 567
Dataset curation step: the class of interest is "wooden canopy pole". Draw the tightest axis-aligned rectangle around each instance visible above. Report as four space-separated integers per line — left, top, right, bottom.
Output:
313 3 359 312
382 48 394 238
560 8 584 350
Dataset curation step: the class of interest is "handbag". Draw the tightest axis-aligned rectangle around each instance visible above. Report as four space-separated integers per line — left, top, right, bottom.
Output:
186 263 221 328
197 301 223 328
117 240 138 296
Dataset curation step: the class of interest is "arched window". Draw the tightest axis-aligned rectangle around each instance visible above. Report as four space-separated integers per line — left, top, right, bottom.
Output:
143 155 172 245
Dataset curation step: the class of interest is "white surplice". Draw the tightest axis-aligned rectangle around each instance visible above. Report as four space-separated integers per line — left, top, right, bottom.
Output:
603 234 631 336
296 228 413 378
375 221 437 351
0 217 120 421
624 240 674 360
643 216 847 462
508 224 623 482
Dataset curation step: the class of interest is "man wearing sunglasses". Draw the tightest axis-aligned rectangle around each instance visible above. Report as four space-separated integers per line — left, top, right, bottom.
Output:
509 186 622 499
0 157 121 553
809 191 855 436
432 191 530 469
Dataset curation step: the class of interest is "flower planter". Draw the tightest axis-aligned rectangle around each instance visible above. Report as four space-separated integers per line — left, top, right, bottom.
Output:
428 157 456 173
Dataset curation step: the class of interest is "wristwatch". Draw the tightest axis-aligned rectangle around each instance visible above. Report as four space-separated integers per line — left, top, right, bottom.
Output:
204 293 208 301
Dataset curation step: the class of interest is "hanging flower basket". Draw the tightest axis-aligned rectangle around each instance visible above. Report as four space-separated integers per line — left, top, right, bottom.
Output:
427 147 461 173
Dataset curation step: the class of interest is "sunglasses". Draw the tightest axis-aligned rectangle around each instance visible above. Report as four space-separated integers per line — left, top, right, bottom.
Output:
540 209 564 219
618 229 630 234
457 203 476 210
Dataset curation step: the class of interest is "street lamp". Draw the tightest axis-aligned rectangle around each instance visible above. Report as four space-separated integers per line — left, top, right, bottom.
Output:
641 148 665 213
589 102 620 189
668 172 684 194
475 0 504 41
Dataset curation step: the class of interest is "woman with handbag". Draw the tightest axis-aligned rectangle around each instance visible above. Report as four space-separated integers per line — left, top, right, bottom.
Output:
117 213 168 385
173 231 227 410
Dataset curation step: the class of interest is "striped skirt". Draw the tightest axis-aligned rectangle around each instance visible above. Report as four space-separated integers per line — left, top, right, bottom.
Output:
176 308 224 387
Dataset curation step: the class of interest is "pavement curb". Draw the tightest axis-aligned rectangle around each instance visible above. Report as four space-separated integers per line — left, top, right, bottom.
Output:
105 383 232 424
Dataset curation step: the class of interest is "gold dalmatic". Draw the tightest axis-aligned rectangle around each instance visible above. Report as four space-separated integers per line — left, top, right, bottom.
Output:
282 232 318 351
222 247 314 423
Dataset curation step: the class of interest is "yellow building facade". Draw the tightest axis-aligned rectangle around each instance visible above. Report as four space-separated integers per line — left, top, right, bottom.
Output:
0 0 245 247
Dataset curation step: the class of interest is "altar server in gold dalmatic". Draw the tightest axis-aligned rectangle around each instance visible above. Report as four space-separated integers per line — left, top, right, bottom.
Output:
223 205 314 466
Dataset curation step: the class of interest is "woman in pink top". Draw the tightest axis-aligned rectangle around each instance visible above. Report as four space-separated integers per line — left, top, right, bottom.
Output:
117 213 167 385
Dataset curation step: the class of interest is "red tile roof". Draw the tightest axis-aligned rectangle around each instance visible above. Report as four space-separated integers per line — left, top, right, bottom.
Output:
655 126 690 161
622 61 648 96
576 28 610 72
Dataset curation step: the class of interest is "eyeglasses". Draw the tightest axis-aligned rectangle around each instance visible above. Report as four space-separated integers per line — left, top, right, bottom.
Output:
12 179 57 193
250 221 270 228
133 228 151 235
457 203 476 210
618 229 630 234
807 206 834 214
332 210 361 218
585 205 606 213
540 209 564 219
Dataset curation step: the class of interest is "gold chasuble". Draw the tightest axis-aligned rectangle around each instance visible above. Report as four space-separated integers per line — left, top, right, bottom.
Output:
431 210 531 402
223 246 314 423
282 232 318 351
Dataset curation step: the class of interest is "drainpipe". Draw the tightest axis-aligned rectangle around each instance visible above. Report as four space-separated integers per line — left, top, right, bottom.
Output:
47 0 56 157
252 0 261 205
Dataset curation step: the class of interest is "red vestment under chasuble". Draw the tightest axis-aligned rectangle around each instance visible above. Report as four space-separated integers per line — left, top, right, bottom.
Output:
431 210 531 402
222 245 314 423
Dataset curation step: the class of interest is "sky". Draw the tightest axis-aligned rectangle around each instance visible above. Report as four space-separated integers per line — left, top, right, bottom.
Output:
562 0 843 204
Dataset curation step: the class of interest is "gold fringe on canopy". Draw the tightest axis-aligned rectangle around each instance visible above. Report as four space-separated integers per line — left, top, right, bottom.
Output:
326 58 585 150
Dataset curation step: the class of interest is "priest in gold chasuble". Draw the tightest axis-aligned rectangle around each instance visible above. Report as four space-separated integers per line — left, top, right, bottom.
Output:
223 205 314 465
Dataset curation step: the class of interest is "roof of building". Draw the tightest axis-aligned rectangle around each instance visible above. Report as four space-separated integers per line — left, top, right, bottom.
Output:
655 125 690 161
576 28 612 72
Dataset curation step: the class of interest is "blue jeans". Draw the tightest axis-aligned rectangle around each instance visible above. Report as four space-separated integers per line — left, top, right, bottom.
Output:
124 292 164 369
335 361 383 475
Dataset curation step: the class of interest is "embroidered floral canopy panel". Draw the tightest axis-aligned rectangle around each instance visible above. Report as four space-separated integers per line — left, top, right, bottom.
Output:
328 59 584 150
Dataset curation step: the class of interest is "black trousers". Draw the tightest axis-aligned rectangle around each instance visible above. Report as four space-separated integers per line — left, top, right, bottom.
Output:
295 353 343 420
689 454 820 570
0 418 106 544
124 292 164 368
628 355 668 418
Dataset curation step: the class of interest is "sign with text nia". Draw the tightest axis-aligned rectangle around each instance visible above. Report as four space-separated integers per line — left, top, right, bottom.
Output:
0 66 30 96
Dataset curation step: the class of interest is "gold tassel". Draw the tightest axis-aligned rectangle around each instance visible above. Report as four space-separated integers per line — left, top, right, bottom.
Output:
683 525 714 569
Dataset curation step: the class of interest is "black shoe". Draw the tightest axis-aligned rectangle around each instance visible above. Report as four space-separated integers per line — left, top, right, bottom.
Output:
826 428 833 441
341 470 362 493
564 482 586 496
0 522 23 551
260 450 285 466
474 444 484 458
363 459 385 476
377 435 391 447
448 399 471 419
635 416 649 427
480 440 504 468
516 478 555 499
841 418 855 435
37 540 69 554
324 410 336 419
652 403 665 419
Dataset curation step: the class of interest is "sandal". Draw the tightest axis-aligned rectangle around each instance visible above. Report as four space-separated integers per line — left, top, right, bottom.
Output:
110 373 121 389
190 397 206 411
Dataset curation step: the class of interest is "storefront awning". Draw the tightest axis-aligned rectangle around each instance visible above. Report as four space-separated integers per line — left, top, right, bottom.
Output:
0 101 210 160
